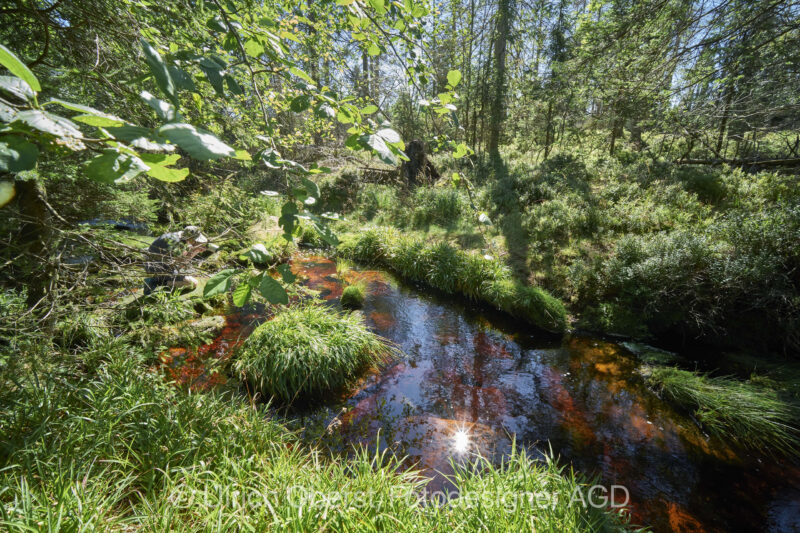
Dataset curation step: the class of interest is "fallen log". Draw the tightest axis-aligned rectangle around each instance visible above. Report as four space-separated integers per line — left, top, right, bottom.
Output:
676 157 800 168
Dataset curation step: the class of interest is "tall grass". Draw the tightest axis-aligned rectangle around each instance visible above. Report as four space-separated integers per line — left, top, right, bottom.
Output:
450 450 635 532
648 366 800 456
233 303 394 402
337 227 567 333
0 341 638 532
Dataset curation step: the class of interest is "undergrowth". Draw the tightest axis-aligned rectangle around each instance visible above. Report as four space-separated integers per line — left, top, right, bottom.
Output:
0 334 636 532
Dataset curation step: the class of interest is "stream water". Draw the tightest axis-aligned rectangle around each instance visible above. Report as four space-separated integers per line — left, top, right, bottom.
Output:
167 255 800 532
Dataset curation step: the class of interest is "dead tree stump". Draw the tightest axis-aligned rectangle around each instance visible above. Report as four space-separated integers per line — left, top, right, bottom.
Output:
401 140 439 185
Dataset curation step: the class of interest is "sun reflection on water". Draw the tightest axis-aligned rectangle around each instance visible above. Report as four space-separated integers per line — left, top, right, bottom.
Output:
452 428 470 455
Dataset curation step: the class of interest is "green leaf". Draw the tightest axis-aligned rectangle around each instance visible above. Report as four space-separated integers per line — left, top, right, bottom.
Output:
146 165 188 182
140 90 179 122
361 104 378 115
73 114 124 127
288 66 315 86
292 186 308 202
258 275 288 305
13 110 83 139
451 171 460 186
345 133 360 149
0 76 34 101
453 143 468 158
232 282 252 307
0 44 40 92
0 135 39 172
105 125 175 152
204 269 236 297
244 243 273 264
478 212 492 225
234 149 251 161
315 103 336 119
168 66 196 91
301 176 320 199
276 263 296 283
207 15 228 32
377 127 401 144
0 101 16 122
158 123 235 160
140 38 178 107
84 149 150 184
0 181 15 208
361 133 397 165
447 70 462 88
244 39 265 57
140 151 188 182
336 108 355 124
139 153 181 166
222 32 238 52
290 94 310 113
367 42 381 56
368 0 386 13
199 60 225 96
225 75 244 95
279 201 299 240
46 98 122 123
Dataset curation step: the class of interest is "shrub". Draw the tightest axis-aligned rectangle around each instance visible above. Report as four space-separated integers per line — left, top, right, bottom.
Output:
515 154 593 207
583 203 800 350
234 303 394 402
176 181 273 235
673 166 727 204
294 219 328 248
315 170 360 214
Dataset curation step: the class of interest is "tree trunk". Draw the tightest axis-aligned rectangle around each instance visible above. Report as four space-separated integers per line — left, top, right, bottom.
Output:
715 84 735 156
15 179 52 308
488 0 511 159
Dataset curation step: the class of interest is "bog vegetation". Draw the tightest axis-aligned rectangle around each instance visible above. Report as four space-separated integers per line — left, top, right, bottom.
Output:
1 0 799 530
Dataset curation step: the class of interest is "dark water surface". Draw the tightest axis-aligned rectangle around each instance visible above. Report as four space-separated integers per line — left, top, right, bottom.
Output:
170 255 800 532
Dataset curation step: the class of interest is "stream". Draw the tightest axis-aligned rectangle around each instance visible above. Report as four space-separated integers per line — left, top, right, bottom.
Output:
168 254 800 532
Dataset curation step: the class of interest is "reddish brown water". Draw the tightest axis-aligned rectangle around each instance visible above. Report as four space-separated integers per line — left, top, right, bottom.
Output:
170 255 800 532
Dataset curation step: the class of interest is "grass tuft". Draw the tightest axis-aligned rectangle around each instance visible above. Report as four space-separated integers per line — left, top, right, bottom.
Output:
234 303 393 402
648 366 800 456
338 227 567 332
341 281 367 309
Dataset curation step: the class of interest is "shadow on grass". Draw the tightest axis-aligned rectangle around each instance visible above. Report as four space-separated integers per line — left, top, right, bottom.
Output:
487 155 530 282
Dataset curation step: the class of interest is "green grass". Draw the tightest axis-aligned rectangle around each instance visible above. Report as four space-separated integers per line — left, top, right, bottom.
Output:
337 226 567 333
233 303 394 402
336 257 353 278
0 338 637 532
647 366 800 456
340 281 366 309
